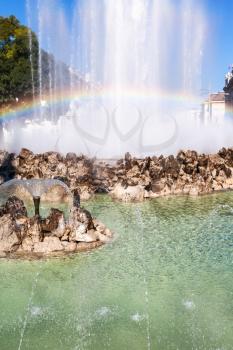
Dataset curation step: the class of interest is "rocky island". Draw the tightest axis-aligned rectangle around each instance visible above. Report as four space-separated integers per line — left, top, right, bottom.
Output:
0 181 112 258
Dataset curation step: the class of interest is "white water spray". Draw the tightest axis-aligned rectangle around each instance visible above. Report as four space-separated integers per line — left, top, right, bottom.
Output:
2 0 232 158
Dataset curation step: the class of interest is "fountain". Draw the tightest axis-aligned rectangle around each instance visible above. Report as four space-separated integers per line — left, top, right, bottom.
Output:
0 178 73 216
0 179 112 257
4 0 233 158
0 2 233 348
33 196 40 216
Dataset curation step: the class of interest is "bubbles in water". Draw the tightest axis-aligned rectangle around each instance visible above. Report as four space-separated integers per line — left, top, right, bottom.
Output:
183 299 195 310
30 306 44 317
131 313 145 322
96 306 111 317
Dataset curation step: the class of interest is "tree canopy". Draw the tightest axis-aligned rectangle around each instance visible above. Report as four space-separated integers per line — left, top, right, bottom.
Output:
0 15 39 103
0 16 85 107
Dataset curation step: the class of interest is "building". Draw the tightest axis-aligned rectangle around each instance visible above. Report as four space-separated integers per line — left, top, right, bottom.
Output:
201 92 226 124
201 66 233 124
223 68 233 113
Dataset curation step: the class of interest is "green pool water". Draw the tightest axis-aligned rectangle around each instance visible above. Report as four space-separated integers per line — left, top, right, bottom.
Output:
0 193 233 350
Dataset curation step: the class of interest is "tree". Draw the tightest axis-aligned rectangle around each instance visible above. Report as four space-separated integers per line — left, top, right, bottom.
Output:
0 15 39 103
0 16 85 107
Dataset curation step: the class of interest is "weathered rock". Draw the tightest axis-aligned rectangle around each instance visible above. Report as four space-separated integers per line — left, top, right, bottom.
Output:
76 241 103 252
34 237 64 253
151 180 165 193
66 153 77 162
69 207 94 230
28 217 43 243
41 208 65 236
78 186 93 201
2 196 27 218
21 237 34 252
61 241 77 252
93 218 106 232
0 214 20 252
19 148 34 160
111 183 145 202
73 188 80 207
3 147 233 204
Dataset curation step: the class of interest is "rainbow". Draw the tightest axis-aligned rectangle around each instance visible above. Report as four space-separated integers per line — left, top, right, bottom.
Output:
0 86 207 123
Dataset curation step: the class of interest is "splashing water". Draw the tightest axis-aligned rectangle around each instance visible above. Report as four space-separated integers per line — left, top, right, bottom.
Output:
18 268 41 350
0 179 71 198
2 0 233 157
1 0 233 158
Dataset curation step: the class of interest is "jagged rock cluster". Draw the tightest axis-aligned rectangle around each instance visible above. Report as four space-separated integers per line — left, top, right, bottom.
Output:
0 196 112 258
1 147 233 202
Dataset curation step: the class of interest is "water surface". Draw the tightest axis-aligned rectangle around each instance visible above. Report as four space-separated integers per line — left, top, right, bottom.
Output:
0 193 233 350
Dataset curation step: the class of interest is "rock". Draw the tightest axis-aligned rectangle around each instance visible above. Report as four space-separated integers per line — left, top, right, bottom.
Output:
164 155 179 178
61 229 70 241
93 218 106 232
151 180 165 193
70 224 95 242
0 214 20 252
218 147 227 158
76 241 103 252
34 237 64 253
73 189 80 208
41 208 65 237
79 186 93 201
10 146 233 202
96 228 113 243
21 237 34 252
104 228 112 238
189 187 199 196
1 196 27 218
66 153 77 162
78 222 88 233
125 152 132 170
69 207 94 230
28 217 42 243
93 219 112 240
51 215 66 238
96 232 109 242
19 148 34 159
111 184 145 202
61 241 77 252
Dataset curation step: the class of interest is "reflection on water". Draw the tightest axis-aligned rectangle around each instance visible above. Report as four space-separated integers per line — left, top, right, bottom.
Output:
0 192 233 350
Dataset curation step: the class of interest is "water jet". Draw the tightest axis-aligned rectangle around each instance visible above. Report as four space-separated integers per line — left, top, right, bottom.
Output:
33 196 40 217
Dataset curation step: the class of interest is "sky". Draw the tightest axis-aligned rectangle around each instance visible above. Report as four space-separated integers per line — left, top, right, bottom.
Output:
1 0 233 93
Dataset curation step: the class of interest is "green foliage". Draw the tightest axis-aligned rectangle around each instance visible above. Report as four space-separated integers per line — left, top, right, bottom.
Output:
0 15 39 103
